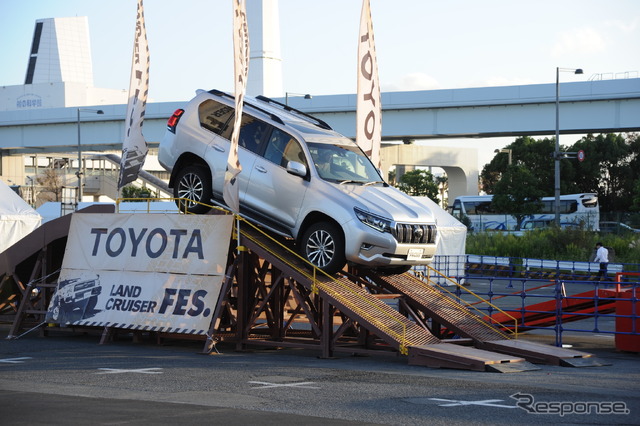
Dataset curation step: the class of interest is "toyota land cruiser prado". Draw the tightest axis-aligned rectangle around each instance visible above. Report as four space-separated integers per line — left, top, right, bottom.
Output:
159 89 438 274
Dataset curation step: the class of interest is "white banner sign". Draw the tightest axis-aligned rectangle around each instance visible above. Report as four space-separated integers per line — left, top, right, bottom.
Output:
118 0 150 189
46 214 233 335
223 0 250 213
356 0 382 170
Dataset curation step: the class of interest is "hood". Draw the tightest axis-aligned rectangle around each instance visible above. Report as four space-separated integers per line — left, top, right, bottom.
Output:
336 184 435 223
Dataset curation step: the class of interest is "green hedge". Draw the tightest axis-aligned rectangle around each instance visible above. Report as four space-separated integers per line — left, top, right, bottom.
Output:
466 229 640 265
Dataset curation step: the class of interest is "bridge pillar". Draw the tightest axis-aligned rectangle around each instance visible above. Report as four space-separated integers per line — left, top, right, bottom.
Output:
381 145 479 202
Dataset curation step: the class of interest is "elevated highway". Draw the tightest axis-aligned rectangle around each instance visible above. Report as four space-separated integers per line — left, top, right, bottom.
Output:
2 79 638 153
1 78 638 199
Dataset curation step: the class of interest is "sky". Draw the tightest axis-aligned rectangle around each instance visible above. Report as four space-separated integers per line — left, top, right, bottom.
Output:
1 0 639 169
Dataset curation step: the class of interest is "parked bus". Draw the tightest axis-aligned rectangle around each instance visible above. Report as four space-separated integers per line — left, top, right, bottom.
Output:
448 193 600 231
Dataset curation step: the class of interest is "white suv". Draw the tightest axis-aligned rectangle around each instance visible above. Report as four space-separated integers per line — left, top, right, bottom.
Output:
159 89 438 274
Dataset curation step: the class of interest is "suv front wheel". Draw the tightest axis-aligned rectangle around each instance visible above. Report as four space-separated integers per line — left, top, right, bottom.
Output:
300 222 346 274
173 165 212 214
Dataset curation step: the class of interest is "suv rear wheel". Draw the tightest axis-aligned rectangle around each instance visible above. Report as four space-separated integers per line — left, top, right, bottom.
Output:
300 222 346 274
173 165 212 214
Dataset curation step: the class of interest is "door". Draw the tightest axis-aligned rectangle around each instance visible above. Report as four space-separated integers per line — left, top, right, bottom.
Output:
243 128 309 229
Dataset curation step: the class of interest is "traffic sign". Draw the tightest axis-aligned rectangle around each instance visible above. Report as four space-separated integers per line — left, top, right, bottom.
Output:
577 150 585 162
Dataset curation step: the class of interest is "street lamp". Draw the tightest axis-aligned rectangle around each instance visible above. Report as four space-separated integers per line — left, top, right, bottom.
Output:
554 67 583 226
77 108 104 203
494 148 512 165
285 92 312 105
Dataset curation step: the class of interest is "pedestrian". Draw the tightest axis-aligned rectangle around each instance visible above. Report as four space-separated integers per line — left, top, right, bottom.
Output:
594 242 609 281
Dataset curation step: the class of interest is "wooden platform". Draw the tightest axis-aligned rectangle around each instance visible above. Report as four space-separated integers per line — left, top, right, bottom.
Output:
478 339 610 367
407 343 539 372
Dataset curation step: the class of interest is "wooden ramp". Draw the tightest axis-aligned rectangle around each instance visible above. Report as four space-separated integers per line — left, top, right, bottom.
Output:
362 270 603 367
239 225 538 372
408 343 538 372
477 340 610 367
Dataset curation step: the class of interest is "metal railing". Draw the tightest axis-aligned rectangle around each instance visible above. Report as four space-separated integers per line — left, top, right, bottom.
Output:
423 254 640 346
415 265 518 339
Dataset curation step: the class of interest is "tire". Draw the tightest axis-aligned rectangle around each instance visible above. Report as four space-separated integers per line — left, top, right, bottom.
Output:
300 222 346 274
84 296 98 317
173 165 213 214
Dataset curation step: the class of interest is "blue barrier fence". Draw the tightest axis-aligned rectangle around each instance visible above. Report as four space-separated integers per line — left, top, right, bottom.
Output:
413 255 640 347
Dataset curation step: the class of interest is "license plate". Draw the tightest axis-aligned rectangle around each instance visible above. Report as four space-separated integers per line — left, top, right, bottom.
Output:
407 249 424 261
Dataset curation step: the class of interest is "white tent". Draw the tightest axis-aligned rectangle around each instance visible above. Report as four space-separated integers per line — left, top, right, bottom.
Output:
413 196 467 284
0 181 42 253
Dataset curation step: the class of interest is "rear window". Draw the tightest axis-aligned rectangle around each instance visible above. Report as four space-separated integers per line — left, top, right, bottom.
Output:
198 99 234 138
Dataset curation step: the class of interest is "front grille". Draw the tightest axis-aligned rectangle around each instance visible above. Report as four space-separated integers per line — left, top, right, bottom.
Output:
392 223 437 244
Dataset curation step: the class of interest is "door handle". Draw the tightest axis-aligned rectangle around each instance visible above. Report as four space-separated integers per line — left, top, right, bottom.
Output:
255 165 267 173
213 144 225 153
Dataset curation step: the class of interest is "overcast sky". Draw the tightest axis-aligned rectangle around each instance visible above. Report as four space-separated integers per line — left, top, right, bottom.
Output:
1 0 639 167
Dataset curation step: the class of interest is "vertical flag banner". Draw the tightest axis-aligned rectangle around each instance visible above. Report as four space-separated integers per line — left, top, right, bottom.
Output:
356 0 382 170
223 0 250 213
118 0 150 189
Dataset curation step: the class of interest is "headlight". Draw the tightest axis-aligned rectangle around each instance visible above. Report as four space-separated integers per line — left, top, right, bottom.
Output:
354 207 392 233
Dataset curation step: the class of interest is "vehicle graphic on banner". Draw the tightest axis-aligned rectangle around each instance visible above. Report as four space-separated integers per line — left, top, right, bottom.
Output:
48 275 102 324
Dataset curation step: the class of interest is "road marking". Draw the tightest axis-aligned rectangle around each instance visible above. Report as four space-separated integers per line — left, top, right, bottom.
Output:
0 357 32 364
249 381 320 389
96 367 163 375
429 398 517 408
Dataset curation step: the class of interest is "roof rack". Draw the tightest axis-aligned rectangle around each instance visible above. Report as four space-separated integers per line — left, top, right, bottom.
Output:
255 95 332 131
209 89 284 126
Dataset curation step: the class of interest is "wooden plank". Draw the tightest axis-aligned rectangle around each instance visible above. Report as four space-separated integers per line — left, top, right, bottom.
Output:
479 339 594 365
407 343 527 371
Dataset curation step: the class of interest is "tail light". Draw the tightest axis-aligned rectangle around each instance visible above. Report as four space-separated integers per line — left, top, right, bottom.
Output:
167 109 185 133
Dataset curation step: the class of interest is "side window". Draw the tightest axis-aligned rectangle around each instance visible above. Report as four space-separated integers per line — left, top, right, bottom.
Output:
282 138 306 168
264 128 306 168
198 99 234 137
451 200 462 217
238 115 269 154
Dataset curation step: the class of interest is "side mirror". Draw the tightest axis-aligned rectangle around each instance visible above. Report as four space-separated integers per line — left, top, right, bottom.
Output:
286 161 307 177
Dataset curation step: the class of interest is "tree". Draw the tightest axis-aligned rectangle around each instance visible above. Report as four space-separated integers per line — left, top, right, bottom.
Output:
481 136 556 195
387 168 396 185
397 169 440 204
568 133 639 211
121 185 154 201
491 165 546 230
435 175 449 208
36 167 63 203
481 133 640 214
631 179 640 212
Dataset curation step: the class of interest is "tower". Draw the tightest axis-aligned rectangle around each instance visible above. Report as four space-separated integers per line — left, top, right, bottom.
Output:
25 17 94 85
246 0 283 97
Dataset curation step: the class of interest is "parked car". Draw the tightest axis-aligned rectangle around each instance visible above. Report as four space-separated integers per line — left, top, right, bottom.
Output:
159 89 439 274
599 221 640 234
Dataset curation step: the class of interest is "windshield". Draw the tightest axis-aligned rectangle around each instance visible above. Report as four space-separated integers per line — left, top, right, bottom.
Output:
307 141 383 184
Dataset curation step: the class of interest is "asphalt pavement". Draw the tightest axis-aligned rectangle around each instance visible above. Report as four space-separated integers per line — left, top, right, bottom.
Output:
1 323 638 425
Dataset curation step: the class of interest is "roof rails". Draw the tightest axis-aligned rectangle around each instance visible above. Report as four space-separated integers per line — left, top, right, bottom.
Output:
255 95 333 131
209 89 284 126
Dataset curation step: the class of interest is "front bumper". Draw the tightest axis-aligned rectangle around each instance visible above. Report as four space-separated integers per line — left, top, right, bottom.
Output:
343 219 438 267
